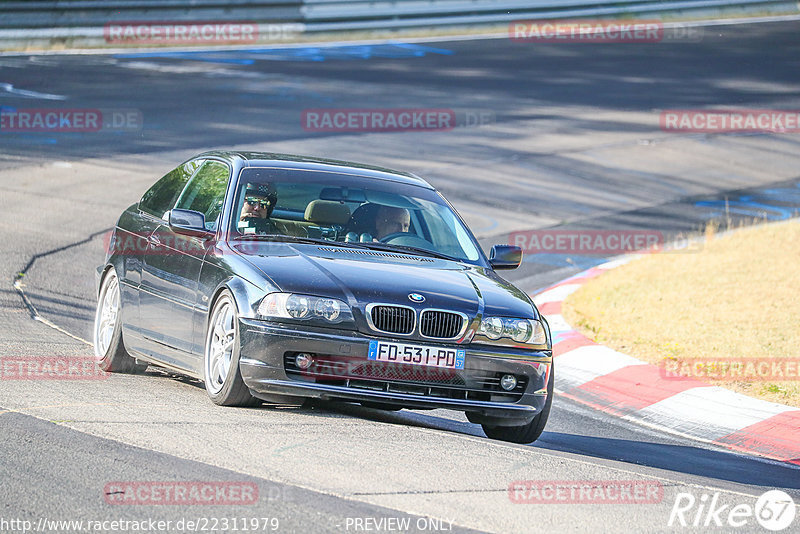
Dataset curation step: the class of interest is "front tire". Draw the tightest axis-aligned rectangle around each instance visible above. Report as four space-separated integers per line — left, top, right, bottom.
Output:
204 290 258 406
93 268 147 373
481 365 553 444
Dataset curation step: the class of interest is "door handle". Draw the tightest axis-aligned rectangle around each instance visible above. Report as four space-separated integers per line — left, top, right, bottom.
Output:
148 233 161 245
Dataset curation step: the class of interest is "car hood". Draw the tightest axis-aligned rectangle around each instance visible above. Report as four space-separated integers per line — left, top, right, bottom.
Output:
234 242 536 320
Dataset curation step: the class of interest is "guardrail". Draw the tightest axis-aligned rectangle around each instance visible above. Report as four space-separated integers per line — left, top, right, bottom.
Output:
0 1 303 29
0 0 795 45
301 0 795 31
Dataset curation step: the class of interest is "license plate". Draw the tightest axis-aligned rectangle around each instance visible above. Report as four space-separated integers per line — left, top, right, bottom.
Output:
368 340 465 369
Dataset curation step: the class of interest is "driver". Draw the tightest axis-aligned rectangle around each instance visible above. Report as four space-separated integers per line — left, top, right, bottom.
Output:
374 206 410 240
238 183 284 235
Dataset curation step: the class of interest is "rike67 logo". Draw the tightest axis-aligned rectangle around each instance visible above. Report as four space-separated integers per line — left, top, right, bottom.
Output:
669 490 796 531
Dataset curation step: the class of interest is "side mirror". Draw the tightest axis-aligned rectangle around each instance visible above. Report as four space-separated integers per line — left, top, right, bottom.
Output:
169 209 212 238
489 245 522 270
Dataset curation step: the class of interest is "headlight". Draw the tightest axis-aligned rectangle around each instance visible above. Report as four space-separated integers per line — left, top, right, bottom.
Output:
480 317 504 340
314 298 342 322
258 293 352 324
506 319 532 343
477 317 547 346
286 295 311 318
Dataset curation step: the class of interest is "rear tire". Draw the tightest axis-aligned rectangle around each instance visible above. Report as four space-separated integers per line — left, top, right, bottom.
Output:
481 364 553 444
93 268 147 373
204 290 259 407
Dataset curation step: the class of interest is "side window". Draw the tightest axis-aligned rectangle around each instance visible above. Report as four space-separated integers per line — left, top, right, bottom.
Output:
140 159 204 219
174 160 230 231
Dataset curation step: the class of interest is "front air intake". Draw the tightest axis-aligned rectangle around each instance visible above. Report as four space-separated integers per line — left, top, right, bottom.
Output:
420 310 465 339
368 305 415 335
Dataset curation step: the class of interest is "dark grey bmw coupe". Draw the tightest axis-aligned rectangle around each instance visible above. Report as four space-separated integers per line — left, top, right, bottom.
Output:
94 151 553 443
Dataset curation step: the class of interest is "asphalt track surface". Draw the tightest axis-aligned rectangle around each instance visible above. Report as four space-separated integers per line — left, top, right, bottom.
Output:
1 18 800 533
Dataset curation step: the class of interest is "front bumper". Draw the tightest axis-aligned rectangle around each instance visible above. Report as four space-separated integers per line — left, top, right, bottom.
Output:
238 318 552 424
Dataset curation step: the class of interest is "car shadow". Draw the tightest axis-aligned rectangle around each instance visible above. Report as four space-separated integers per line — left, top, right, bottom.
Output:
534 432 800 491
285 397 800 492
146 366 800 493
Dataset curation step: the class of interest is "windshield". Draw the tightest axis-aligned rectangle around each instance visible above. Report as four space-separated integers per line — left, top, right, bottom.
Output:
229 168 483 264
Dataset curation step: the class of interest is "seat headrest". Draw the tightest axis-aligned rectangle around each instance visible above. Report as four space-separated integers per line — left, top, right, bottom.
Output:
304 200 352 225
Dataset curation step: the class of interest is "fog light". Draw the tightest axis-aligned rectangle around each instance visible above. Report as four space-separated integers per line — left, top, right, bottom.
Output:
295 353 314 370
500 374 517 391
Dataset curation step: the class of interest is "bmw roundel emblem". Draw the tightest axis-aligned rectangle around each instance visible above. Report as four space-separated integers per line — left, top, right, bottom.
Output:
408 293 425 303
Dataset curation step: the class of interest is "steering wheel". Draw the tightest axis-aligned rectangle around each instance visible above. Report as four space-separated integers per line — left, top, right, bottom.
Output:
379 232 434 248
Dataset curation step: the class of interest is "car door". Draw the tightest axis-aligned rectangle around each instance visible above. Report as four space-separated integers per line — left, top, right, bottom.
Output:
122 159 201 353
139 159 230 368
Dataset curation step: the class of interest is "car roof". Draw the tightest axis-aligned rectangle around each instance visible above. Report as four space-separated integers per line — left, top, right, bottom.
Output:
196 150 434 189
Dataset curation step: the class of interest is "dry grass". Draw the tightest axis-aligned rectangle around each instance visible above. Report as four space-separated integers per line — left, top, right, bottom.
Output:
562 219 800 407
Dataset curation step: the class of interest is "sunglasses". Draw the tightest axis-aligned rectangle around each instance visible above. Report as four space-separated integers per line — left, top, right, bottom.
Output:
245 197 271 208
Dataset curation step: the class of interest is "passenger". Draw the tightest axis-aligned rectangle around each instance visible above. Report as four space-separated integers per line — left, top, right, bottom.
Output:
346 204 411 241
374 205 410 239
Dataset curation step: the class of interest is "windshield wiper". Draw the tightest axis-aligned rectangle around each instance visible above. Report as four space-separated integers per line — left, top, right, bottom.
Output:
356 242 458 261
232 234 363 248
233 234 458 260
